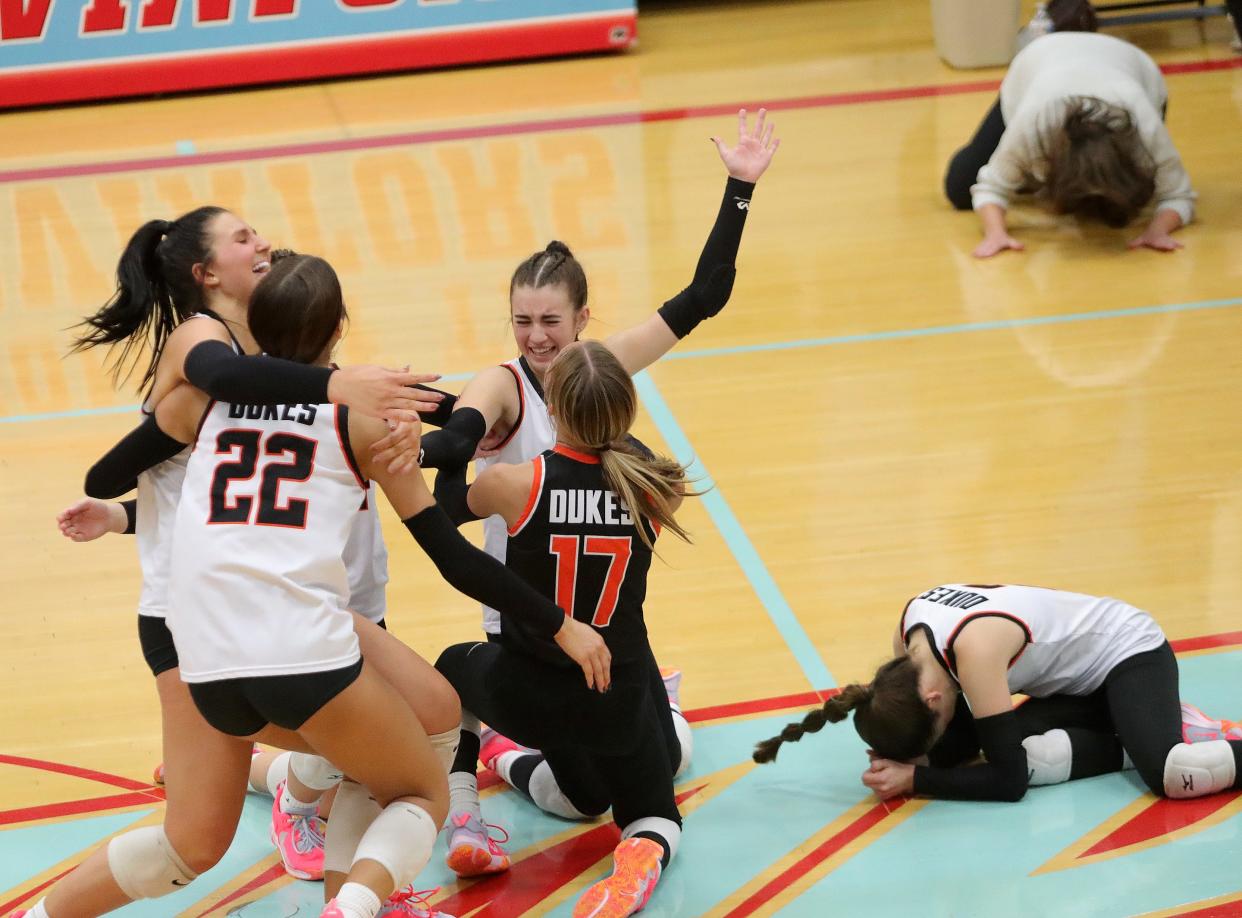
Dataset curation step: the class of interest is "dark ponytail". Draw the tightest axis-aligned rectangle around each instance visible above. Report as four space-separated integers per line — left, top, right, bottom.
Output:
509 240 589 312
72 206 226 391
753 657 937 764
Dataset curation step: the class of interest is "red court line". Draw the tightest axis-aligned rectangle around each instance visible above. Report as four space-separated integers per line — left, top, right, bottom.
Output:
0 754 151 792
195 862 287 918
2 56 1239 186
1082 791 1242 858
1169 631 1242 653
684 688 838 724
1169 896 1242 917
0 789 164 828
722 797 911 917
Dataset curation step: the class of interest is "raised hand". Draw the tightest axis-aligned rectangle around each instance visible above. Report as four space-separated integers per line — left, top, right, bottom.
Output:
712 108 780 184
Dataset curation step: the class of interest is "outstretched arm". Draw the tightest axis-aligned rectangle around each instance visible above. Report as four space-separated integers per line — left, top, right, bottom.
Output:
160 315 445 423
606 108 780 374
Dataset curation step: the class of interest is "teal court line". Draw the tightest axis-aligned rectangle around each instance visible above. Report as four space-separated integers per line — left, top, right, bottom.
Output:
664 295 1242 362
4 296 1239 427
634 369 836 691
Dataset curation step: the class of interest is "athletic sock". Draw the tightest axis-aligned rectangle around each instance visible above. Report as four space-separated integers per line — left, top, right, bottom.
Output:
332 882 381 918
448 770 483 825
280 784 320 817
25 901 50 918
450 713 482 774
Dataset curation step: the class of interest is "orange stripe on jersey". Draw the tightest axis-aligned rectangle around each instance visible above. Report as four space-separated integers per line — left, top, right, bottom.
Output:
508 455 544 536
552 443 600 464
493 363 525 451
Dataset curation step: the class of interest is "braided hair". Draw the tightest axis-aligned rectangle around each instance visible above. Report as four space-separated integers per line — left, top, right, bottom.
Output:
753 656 937 764
509 240 589 313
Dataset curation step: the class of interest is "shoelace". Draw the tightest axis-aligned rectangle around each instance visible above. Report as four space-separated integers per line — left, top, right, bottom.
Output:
387 886 442 916
291 814 326 854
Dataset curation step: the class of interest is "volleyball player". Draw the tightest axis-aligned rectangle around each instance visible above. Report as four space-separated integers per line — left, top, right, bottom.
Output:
754 583 1242 804
408 109 779 874
23 254 609 918
22 212 454 915
433 340 693 918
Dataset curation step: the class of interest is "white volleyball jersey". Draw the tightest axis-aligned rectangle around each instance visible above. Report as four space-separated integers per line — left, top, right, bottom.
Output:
901 583 1166 697
169 399 366 683
136 314 235 619
345 483 388 624
474 357 555 634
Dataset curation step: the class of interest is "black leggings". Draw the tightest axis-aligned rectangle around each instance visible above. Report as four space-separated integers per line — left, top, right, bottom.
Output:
1017 642 1242 796
436 641 681 834
944 97 1005 211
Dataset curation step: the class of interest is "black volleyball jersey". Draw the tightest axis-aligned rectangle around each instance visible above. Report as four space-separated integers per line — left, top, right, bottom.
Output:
504 444 658 664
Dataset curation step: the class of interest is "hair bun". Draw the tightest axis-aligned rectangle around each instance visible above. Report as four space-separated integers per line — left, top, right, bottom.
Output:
544 240 573 258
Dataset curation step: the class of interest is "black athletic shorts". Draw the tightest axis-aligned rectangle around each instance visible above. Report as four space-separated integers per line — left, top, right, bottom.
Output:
187 658 365 737
138 615 179 677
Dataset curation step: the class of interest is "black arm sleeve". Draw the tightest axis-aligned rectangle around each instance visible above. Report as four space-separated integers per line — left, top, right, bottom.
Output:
402 505 565 638
184 340 332 406
417 408 487 470
926 693 981 768
433 464 481 526
657 175 755 339
417 386 458 428
912 710 1029 802
84 415 189 499
121 499 137 535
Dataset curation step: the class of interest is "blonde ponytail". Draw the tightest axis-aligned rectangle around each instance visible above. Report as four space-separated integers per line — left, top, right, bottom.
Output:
599 442 691 550
546 340 697 550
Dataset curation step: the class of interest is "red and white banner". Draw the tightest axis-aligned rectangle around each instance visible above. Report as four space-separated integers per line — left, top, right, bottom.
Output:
0 1 637 109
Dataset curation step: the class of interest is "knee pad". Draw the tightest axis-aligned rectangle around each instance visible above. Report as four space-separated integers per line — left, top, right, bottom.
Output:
289 753 344 792
429 726 461 775
107 826 197 900
529 761 604 821
353 801 438 889
1022 729 1072 786
670 705 693 779
324 779 381 875
1164 741 1237 798
263 751 292 798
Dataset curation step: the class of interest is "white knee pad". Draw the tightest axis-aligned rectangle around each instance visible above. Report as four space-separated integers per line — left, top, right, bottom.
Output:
289 753 344 792
529 760 593 820
1022 729 1072 786
1164 740 1237 798
353 801 438 890
622 816 681 863
429 726 462 775
263 751 292 798
671 705 693 779
107 826 197 900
